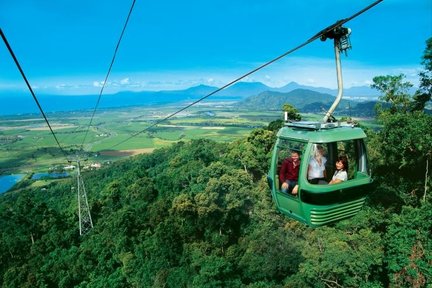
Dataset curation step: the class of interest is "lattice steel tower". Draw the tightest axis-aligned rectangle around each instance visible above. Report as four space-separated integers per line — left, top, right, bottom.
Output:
73 160 93 235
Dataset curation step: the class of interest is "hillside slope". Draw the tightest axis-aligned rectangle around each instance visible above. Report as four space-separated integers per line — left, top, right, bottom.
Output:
0 125 430 287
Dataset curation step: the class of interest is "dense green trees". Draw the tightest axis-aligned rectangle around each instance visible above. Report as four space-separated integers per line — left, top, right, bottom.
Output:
1 122 430 286
385 203 432 288
365 37 432 287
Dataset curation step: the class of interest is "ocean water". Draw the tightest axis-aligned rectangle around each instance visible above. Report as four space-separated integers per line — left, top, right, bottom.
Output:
0 91 241 116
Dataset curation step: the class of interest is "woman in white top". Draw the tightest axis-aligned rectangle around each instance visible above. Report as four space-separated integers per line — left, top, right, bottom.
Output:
329 155 348 184
308 145 327 184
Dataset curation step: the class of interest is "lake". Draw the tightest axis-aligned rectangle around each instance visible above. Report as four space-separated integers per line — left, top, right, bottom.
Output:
0 174 25 194
31 172 70 180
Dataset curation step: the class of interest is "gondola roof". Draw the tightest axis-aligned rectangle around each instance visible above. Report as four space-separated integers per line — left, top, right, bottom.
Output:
277 123 367 143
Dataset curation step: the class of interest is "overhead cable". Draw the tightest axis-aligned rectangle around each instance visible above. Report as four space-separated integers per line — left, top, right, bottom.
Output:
80 0 137 149
1 29 68 157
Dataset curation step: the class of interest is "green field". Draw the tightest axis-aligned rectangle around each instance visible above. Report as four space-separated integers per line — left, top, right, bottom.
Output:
0 104 279 174
0 104 378 174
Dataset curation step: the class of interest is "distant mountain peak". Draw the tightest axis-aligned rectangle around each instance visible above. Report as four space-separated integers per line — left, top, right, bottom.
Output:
182 84 218 95
284 81 301 87
191 84 215 89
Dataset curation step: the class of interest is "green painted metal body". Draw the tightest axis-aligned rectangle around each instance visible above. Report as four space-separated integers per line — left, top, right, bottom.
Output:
267 124 372 227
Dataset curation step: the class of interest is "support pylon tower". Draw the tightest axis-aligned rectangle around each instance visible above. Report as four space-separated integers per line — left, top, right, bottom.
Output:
75 160 93 235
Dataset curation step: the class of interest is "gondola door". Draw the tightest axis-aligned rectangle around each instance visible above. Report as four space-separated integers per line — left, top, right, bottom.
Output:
268 137 309 225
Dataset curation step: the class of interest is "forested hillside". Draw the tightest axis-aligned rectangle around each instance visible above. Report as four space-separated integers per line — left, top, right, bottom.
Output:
1 117 431 287
1 38 431 287
239 89 337 111
0 119 432 287
238 88 378 117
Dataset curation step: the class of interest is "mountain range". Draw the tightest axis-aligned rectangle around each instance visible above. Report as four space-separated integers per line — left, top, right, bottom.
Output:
179 81 381 99
0 81 382 116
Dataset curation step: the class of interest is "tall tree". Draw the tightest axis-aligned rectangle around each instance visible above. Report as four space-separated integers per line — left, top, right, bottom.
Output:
369 38 432 205
385 203 432 288
371 74 413 115
411 37 432 111
283 104 302 121
286 227 383 288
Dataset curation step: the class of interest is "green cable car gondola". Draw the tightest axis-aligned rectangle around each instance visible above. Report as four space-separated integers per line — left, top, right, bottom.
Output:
267 26 373 227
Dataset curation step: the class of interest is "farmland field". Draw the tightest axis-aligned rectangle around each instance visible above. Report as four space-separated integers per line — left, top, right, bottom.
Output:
0 102 378 175
0 103 282 174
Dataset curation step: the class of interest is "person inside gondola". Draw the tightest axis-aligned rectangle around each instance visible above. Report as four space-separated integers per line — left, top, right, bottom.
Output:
308 144 327 184
329 155 348 184
279 150 300 195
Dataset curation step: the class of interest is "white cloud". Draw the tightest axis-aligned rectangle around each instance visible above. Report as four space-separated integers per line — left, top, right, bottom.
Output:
55 83 77 90
93 81 105 88
120 78 130 85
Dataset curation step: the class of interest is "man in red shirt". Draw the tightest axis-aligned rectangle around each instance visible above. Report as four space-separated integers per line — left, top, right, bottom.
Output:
279 151 300 195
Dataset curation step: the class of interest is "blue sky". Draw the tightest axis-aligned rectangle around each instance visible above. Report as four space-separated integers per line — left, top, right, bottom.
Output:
0 0 431 95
